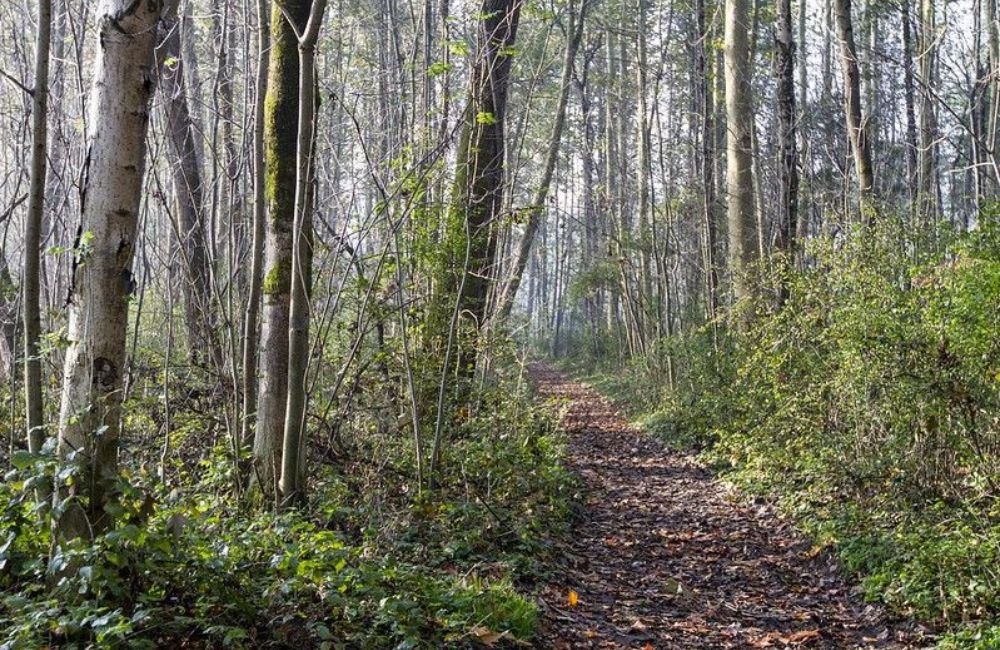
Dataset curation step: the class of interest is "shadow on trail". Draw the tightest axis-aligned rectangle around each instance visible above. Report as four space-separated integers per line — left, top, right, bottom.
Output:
532 364 928 650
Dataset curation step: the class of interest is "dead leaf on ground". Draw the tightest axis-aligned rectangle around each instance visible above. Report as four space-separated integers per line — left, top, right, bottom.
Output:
468 626 531 647
751 629 822 647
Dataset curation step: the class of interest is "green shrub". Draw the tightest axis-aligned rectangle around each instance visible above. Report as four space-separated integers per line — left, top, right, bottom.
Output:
0 363 571 649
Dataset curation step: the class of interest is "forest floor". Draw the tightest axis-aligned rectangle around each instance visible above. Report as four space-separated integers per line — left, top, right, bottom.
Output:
530 364 930 650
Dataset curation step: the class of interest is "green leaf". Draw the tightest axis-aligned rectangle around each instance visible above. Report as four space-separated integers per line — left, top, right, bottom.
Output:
11 450 35 470
427 61 452 76
475 112 497 125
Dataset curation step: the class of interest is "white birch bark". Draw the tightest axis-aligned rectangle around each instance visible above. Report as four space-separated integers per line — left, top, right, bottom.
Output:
57 0 162 536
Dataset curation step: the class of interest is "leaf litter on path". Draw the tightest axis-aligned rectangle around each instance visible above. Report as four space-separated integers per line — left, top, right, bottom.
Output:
531 364 931 649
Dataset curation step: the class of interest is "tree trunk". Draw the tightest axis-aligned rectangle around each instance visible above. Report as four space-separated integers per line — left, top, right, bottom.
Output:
24 0 52 459
254 0 313 494
604 28 621 343
279 0 327 507
696 0 719 323
155 0 220 369
987 0 1000 173
775 0 799 301
973 0 988 210
448 0 523 331
834 0 876 220
0 256 16 385
902 0 919 208
797 0 810 241
241 0 270 451
725 0 757 303
917 0 938 223
823 0 833 98
636 0 653 333
575 50 601 346
57 0 162 538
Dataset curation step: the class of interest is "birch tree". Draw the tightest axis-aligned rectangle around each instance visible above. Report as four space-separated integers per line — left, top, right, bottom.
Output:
56 0 163 537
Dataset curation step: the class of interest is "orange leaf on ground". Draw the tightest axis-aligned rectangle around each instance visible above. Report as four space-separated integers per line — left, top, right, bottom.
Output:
752 629 822 647
567 590 579 607
751 632 781 648
786 629 821 644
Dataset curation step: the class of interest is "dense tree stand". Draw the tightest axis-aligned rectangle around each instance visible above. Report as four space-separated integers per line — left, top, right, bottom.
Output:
532 365 925 649
2 0 998 643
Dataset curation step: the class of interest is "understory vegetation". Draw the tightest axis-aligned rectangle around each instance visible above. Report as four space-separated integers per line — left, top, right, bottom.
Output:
4 0 1000 643
560 215 1000 647
0 361 574 648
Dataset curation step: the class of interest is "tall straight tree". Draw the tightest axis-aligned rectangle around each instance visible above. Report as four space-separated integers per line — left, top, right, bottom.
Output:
155 0 219 369
429 0 523 481
635 0 653 326
254 0 314 494
973 0 1000 198
834 0 875 219
695 0 719 322
448 0 523 332
987 0 1000 169
917 0 937 223
973 0 992 206
725 0 757 304
24 0 52 460
241 0 271 450
774 0 799 295
0 258 15 382
901 0 919 207
278 0 329 506
57 0 162 537
604 27 621 340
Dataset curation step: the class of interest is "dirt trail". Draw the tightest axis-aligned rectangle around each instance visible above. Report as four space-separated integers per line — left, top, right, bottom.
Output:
532 364 927 650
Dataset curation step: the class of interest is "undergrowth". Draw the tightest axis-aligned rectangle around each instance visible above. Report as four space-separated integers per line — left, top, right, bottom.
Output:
0 363 574 649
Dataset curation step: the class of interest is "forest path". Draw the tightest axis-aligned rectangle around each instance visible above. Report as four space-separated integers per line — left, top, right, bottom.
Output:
530 364 925 650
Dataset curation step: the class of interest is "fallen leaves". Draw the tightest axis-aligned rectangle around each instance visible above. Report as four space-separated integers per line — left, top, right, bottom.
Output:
469 626 523 647
751 629 822 647
530 365 918 649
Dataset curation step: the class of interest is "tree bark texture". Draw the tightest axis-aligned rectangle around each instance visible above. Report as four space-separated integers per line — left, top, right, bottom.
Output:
57 0 162 537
